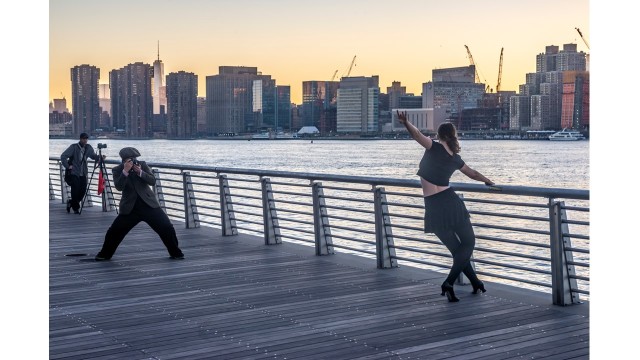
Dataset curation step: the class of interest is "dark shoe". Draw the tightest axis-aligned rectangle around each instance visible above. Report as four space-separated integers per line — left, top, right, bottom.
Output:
73 209 80 214
66 200 71 213
441 282 460 302
170 254 185 260
472 281 487 294
94 254 110 261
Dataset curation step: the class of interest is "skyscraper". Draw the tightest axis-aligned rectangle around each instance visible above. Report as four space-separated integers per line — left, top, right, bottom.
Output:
302 81 339 134
514 44 587 130
337 76 379 133
166 71 198 139
422 65 485 127
109 62 154 138
153 42 167 114
205 66 274 135
70 64 100 137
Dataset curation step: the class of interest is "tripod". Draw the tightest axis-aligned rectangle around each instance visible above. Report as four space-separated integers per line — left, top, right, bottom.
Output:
79 147 117 215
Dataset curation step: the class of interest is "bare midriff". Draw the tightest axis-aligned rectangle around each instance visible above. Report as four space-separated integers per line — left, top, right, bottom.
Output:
421 177 450 197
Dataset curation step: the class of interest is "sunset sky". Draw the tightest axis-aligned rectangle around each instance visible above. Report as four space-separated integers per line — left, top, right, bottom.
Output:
49 0 589 106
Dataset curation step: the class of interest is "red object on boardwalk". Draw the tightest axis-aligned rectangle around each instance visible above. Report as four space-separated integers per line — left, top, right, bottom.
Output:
97 169 105 195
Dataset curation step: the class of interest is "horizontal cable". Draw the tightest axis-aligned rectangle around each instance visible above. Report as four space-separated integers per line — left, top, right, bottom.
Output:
230 201 262 209
390 244 451 258
563 219 589 226
473 222 551 235
474 246 550 262
463 197 548 208
324 215 374 226
563 233 589 240
225 177 259 183
322 195 374 204
269 181 310 188
274 207 314 217
278 233 314 244
391 233 442 246
234 224 261 234
473 258 552 275
322 185 373 193
468 210 549 222
475 234 550 249
229 194 262 201
271 198 312 207
270 189 312 197
389 223 424 232
565 246 589 254
387 213 423 221
569 274 590 281
561 205 589 212
329 233 375 246
274 217 314 226
330 243 376 256
231 209 263 218
324 205 375 214
228 185 261 192
235 219 265 227
383 202 424 210
566 260 590 268
330 225 376 235
275 225 315 235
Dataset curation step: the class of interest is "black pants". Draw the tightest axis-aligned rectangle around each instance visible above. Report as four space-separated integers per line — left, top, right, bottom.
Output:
69 175 87 212
434 217 481 286
98 198 183 259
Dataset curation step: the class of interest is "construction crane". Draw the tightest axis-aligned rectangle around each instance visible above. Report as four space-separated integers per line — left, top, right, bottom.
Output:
496 47 503 93
344 55 357 78
464 45 490 92
575 27 590 50
330 69 339 81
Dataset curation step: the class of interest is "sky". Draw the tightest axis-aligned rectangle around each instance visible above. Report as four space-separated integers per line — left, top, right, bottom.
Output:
4 0 640 357
48 0 590 106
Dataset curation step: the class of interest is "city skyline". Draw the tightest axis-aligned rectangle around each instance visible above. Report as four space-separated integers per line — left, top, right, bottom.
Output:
50 0 589 107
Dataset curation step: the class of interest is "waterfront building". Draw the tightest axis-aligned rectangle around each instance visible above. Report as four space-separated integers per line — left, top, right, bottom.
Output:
109 62 154 138
422 65 485 126
390 108 446 132
70 64 101 137
153 43 167 114
387 81 407 111
196 97 206 135
166 71 198 139
398 94 422 109
255 82 291 132
337 76 379 133
302 81 339 134
515 44 587 130
206 66 274 135
561 71 590 130
509 96 531 130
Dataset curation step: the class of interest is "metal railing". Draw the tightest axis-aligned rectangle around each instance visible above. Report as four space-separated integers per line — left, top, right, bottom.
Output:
49 157 590 306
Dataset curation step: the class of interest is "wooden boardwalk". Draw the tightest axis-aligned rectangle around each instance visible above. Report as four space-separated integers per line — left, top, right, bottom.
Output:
50 201 589 359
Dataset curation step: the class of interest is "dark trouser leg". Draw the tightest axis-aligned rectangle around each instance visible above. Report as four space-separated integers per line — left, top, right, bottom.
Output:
98 212 141 258
70 176 87 211
434 219 479 286
141 206 183 257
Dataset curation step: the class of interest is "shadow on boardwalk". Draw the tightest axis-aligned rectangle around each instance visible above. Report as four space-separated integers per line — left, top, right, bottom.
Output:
50 201 589 359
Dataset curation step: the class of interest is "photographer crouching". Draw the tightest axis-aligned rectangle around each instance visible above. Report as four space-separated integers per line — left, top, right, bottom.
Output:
94 147 185 261
60 133 106 214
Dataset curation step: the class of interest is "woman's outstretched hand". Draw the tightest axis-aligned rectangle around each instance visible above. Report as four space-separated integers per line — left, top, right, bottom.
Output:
397 110 408 126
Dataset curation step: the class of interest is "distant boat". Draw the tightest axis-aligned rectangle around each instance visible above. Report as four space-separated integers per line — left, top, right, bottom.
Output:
548 129 585 141
251 132 271 139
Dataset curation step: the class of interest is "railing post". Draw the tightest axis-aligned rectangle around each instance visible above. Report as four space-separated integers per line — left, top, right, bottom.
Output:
374 186 397 269
549 199 579 305
261 177 281 245
49 174 56 200
219 174 237 236
183 171 200 229
101 166 116 212
312 181 334 256
59 162 69 204
152 168 167 214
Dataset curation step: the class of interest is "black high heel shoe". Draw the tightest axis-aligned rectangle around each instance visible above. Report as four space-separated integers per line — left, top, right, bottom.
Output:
472 281 486 294
441 282 460 302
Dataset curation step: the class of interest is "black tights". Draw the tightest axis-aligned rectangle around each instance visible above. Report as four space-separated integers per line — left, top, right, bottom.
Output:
434 218 481 286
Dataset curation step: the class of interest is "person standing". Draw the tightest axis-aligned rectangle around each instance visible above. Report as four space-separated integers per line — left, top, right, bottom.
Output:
397 111 495 302
94 147 185 261
60 133 104 214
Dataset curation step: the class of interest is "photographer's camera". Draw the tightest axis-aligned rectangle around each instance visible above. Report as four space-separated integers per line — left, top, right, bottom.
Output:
98 143 107 149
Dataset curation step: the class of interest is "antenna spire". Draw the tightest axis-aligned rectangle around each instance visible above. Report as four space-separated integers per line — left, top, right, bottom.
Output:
157 41 160 61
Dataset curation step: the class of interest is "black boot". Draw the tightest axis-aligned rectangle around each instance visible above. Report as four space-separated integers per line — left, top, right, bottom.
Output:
66 199 71 213
441 282 460 302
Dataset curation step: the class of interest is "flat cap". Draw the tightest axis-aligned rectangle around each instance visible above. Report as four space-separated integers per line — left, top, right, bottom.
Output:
119 147 141 159
79 132 89 139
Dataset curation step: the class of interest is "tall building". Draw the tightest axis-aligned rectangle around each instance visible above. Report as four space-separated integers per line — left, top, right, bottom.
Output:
509 96 531 130
98 84 111 129
514 44 587 130
302 81 339 134
206 66 274 135
196 97 206 135
153 42 167 114
166 71 198 139
387 81 407 110
422 65 485 126
51 98 68 113
337 76 379 133
561 71 590 130
109 62 154 138
70 64 101 137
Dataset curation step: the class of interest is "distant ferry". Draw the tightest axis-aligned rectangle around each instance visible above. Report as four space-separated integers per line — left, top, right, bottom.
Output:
548 129 585 141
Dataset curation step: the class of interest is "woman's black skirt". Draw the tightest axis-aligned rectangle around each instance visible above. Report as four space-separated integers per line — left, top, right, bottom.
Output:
423 188 470 233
